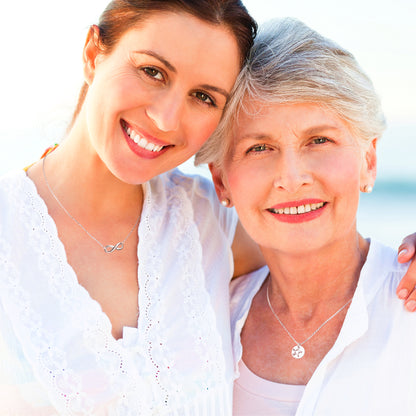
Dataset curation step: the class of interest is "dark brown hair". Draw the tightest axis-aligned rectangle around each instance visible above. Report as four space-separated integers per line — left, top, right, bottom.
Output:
70 0 257 127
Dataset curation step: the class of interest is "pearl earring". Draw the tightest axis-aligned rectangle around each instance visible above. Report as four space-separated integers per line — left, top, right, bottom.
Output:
221 198 231 207
362 184 373 193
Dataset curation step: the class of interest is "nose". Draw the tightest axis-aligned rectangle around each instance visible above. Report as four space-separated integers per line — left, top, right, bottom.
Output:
273 149 312 193
145 89 183 132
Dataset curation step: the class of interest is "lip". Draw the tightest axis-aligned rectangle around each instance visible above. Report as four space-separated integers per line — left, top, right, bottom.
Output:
121 119 172 159
267 199 328 224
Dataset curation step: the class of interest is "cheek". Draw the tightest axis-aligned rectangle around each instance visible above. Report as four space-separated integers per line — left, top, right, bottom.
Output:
226 164 266 207
186 113 223 150
317 150 362 191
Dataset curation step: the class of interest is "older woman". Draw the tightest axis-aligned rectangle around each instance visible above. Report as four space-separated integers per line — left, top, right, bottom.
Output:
198 18 416 415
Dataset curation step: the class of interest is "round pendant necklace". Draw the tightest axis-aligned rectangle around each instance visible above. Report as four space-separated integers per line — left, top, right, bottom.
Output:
266 277 352 359
42 152 141 254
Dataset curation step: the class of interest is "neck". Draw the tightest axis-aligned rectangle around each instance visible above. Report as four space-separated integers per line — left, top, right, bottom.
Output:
40 117 144 219
263 232 369 321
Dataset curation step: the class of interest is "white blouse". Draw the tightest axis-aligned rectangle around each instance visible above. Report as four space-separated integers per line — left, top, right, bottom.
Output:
0 168 237 415
230 241 416 415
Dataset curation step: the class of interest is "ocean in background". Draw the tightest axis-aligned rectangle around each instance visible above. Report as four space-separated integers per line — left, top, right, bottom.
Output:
1 121 415 250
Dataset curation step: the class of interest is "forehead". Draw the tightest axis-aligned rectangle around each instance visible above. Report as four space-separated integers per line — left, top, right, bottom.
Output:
115 11 241 73
234 101 348 136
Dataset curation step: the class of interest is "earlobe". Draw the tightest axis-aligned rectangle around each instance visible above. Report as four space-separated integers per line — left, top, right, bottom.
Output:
360 138 378 191
83 25 101 85
209 163 232 207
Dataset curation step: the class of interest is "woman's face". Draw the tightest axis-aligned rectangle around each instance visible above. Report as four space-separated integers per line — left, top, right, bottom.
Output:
83 12 241 184
212 102 377 255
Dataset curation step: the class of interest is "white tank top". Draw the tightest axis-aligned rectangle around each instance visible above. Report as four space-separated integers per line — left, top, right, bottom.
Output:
233 360 305 415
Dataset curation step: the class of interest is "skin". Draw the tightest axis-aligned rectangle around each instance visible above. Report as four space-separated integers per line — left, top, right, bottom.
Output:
211 101 378 384
26 11 262 340
397 237 416 311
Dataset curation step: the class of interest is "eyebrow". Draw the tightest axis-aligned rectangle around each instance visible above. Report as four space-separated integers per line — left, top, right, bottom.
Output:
133 50 230 100
238 133 270 142
302 125 342 135
133 50 177 72
199 84 230 100
237 125 342 142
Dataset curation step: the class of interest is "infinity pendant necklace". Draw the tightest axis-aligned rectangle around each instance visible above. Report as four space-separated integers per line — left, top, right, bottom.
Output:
266 276 352 359
42 152 141 254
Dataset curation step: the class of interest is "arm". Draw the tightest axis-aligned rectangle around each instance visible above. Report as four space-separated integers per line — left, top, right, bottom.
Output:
396 233 416 311
231 220 265 278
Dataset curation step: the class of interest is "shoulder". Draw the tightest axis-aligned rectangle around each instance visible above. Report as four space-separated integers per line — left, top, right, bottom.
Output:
154 169 238 239
358 240 412 323
0 169 26 192
0 170 28 220
363 240 408 292
166 168 217 201
230 267 269 374
230 266 269 322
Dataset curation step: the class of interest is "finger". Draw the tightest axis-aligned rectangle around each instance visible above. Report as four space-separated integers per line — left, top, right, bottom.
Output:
404 290 416 312
398 233 416 264
396 257 416 301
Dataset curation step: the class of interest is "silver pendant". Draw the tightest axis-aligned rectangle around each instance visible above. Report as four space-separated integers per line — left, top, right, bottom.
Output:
291 345 305 359
104 242 124 253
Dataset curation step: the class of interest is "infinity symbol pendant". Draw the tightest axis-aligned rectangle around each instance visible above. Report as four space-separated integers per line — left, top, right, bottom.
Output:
104 242 124 253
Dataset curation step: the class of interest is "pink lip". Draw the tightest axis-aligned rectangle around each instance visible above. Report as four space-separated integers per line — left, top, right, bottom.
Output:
121 120 171 159
267 199 327 224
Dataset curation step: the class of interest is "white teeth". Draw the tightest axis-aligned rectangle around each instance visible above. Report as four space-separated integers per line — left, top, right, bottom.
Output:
123 123 164 152
270 202 325 215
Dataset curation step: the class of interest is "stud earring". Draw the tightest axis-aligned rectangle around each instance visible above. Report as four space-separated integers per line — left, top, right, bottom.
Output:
221 198 231 207
362 184 373 193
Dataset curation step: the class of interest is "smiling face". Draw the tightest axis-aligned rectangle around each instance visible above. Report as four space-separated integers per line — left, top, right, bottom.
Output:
80 11 241 184
211 102 377 255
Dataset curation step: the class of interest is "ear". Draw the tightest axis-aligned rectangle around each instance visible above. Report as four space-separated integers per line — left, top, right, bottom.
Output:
209 163 233 207
360 138 378 190
83 25 101 85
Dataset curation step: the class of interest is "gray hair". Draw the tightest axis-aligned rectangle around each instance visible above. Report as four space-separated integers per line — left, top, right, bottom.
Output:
195 17 386 166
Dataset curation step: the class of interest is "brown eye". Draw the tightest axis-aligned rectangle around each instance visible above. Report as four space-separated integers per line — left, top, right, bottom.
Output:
192 91 215 106
142 67 164 81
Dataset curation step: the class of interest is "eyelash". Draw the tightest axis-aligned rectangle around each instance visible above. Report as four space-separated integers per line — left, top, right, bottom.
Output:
312 136 331 145
245 137 333 154
142 66 165 81
246 144 269 154
140 67 217 107
192 91 216 107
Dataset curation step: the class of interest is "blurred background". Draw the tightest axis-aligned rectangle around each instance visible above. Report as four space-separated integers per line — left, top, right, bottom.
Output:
1 0 415 247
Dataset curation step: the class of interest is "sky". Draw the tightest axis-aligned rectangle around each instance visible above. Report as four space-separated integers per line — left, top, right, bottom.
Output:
1 0 415 178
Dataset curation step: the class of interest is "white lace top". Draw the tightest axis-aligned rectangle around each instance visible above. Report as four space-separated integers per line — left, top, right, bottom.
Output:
0 168 237 415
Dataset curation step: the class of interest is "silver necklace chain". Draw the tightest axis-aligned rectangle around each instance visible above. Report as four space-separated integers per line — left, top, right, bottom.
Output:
266 276 352 359
42 152 141 254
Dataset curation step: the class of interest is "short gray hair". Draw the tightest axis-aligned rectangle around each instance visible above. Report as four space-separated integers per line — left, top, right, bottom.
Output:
195 17 386 166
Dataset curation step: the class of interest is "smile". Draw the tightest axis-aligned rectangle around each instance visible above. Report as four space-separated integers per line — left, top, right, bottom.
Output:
122 121 165 152
268 202 326 215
